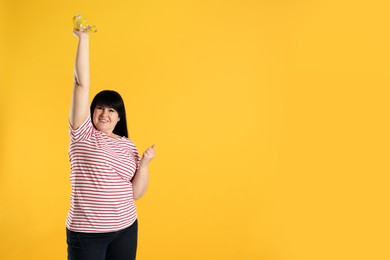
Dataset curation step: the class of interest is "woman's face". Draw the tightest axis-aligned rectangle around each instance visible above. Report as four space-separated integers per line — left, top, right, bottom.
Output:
92 105 120 135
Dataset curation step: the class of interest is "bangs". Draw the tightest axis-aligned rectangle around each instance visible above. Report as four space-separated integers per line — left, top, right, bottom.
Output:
93 91 123 111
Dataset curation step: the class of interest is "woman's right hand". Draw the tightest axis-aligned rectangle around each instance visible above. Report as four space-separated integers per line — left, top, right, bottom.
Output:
73 27 89 39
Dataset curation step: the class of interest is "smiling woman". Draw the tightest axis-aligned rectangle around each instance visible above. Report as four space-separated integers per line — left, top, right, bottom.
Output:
90 90 127 138
93 104 121 137
66 21 156 260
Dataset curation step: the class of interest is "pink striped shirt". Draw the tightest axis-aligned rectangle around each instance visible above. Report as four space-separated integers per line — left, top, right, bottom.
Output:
66 116 140 233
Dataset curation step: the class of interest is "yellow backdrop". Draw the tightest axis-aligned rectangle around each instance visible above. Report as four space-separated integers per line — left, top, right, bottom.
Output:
1 0 389 259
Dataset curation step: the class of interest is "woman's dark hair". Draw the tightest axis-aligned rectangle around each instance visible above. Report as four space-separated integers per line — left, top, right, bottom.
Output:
90 90 129 138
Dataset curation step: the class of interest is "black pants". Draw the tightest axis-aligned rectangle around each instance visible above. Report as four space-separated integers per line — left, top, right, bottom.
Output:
67 220 138 260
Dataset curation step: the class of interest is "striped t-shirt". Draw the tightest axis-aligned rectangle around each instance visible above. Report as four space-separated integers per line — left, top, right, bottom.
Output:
66 116 140 233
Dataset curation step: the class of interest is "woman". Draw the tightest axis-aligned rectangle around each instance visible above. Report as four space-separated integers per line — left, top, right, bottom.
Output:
66 26 155 260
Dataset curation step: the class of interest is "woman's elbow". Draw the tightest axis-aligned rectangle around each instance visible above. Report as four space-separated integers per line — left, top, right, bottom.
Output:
133 191 142 200
133 189 147 200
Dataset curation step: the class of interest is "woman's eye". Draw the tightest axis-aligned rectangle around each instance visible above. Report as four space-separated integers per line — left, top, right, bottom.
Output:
109 109 115 112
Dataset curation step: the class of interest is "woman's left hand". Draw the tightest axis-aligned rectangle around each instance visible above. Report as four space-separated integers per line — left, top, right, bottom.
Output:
140 144 156 167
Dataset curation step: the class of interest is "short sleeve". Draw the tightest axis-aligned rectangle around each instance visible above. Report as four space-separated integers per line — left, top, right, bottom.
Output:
69 116 94 142
129 142 141 170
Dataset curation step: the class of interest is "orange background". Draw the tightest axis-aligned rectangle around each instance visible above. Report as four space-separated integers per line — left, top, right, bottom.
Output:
1 0 389 259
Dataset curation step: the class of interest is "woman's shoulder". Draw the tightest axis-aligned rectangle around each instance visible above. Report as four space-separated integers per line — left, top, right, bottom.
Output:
121 137 138 149
116 135 134 144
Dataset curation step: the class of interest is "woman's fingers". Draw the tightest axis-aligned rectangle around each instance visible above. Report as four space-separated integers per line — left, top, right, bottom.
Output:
146 145 155 153
142 145 156 160
139 145 155 167
73 26 88 37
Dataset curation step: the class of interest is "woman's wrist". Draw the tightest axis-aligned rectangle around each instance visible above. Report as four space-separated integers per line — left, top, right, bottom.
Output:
79 35 90 41
139 162 148 169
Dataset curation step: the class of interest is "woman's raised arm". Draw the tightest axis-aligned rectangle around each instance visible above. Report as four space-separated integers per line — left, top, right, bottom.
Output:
69 28 90 129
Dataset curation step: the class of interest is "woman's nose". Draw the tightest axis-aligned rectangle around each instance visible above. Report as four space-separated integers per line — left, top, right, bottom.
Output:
101 108 108 115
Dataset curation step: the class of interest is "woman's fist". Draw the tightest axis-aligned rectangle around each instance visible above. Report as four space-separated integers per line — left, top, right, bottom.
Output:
73 26 90 40
140 144 156 167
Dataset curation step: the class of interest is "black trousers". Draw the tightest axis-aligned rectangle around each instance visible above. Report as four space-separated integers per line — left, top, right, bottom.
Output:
67 220 138 260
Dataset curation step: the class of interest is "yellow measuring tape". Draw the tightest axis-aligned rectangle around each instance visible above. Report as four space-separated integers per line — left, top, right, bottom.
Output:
73 15 97 33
